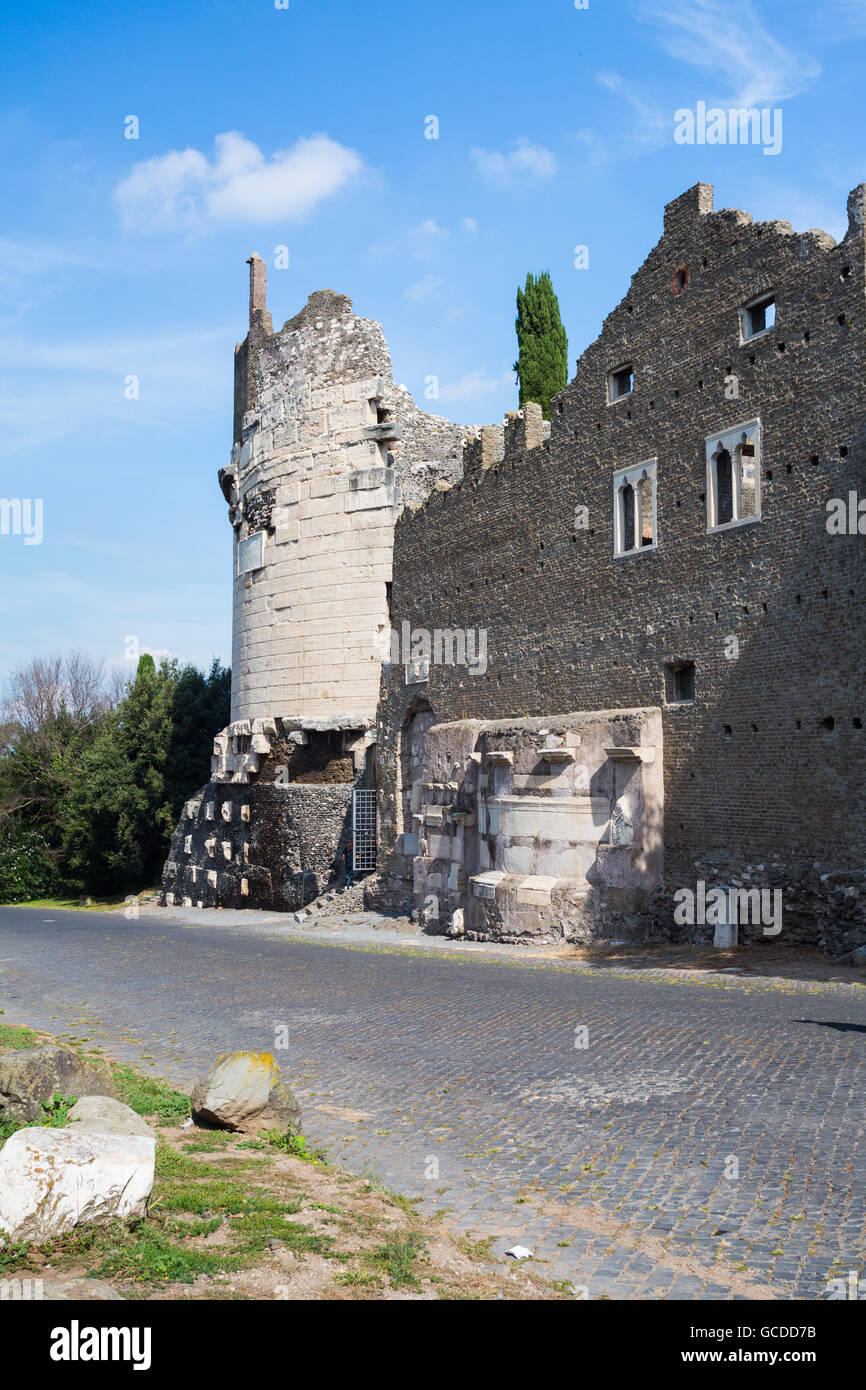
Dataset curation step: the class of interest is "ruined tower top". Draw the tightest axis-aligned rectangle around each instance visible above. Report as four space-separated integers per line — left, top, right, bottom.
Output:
246 253 267 327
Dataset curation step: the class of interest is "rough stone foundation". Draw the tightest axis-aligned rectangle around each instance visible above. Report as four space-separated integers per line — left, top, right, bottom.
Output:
163 782 353 913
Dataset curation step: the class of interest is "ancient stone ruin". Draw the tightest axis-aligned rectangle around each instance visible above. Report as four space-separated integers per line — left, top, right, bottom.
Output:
163 265 466 912
163 182 866 953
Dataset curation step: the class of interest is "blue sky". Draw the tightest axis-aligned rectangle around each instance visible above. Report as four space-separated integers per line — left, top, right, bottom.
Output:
1 0 864 683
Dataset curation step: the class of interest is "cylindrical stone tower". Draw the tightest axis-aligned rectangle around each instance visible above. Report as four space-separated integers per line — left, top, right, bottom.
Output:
226 263 403 726
161 259 467 912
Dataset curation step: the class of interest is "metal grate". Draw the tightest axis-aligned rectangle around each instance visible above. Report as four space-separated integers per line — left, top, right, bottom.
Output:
352 789 377 873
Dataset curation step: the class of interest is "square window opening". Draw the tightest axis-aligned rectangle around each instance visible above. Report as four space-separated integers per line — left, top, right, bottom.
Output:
741 294 775 341
608 365 634 403
666 662 696 704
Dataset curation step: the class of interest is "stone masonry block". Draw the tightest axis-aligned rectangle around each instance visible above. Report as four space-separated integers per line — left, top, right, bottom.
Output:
345 485 401 513
349 466 395 492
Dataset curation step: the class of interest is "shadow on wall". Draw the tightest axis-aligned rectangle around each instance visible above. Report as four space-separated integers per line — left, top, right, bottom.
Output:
396 699 437 852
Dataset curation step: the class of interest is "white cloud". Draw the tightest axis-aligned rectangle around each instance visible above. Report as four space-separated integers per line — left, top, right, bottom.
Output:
369 219 450 261
831 0 866 32
0 326 230 454
570 127 611 167
409 218 451 259
114 131 365 234
0 327 227 376
417 218 448 239
596 71 668 152
469 137 557 186
439 368 513 403
402 274 444 302
370 217 478 263
0 239 99 285
634 0 821 107
0 239 105 324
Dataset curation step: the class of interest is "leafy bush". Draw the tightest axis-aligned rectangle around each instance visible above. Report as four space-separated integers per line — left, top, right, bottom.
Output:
0 827 57 904
369 1232 427 1287
0 1235 30 1272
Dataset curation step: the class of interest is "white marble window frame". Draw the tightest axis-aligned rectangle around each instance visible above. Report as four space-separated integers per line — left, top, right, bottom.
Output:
613 457 658 558
705 419 762 533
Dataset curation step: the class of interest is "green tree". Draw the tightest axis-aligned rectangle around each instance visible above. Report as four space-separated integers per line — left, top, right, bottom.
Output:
61 654 176 893
0 652 116 842
513 271 568 420
0 650 232 901
164 658 231 820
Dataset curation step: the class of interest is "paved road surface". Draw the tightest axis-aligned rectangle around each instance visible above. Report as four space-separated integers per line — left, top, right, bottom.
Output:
1 905 864 1300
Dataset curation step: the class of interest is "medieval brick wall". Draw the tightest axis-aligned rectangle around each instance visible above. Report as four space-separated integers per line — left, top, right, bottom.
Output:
373 183 866 949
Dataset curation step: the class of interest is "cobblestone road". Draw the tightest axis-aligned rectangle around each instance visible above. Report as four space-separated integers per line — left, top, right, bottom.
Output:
1 906 864 1300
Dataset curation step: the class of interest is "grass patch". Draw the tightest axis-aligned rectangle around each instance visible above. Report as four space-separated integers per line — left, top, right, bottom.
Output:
152 1142 300 1222
73 1220 241 1285
228 1210 333 1259
459 1234 494 1260
0 1019 38 1051
0 1092 79 1147
154 1143 219 1182
366 1232 427 1288
264 1130 327 1164
164 1216 223 1239
358 1162 419 1218
381 1190 420 1219
12 896 130 913
112 1064 189 1123
335 1268 382 1290
180 1133 233 1154
75 1162 328 1282
156 1177 287 1218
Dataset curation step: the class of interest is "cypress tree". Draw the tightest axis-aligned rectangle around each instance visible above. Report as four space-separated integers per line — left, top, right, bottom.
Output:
513 271 568 420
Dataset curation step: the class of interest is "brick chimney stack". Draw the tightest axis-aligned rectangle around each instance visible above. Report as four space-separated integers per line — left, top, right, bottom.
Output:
247 253 267 327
